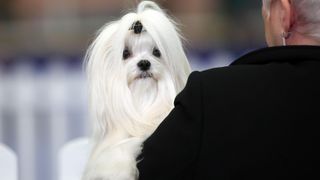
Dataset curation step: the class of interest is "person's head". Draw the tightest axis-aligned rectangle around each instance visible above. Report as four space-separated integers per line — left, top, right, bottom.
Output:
262 0 320 46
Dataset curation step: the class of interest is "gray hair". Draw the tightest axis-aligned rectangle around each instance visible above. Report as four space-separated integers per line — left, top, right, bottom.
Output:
263 0 320 39
262 0 271 10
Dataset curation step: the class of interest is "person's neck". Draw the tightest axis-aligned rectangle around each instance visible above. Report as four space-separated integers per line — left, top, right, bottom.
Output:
286 31 320 46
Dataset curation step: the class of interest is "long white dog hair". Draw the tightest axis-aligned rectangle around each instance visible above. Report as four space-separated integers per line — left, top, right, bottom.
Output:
83 1 191 179
86 1 190 144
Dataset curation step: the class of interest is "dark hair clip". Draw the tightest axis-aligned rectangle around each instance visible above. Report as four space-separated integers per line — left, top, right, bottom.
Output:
130 21 144 34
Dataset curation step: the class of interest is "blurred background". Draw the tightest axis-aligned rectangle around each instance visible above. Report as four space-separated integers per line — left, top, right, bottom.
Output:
0 0 265 180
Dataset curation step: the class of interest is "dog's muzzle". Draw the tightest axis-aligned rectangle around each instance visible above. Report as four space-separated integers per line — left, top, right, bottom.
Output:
138 71 153 79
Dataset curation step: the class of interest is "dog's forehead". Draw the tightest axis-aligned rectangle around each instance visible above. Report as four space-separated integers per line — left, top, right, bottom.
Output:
126 32 156 48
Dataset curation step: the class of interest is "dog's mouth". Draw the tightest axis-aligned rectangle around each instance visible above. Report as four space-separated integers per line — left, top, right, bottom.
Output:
137 71 153 79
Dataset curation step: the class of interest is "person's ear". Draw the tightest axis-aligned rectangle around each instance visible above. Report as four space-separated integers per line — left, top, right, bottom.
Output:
280 0 294 32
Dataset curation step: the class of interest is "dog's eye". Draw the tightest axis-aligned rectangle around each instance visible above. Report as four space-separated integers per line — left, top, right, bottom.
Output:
153 48 161 58
123 48 131 60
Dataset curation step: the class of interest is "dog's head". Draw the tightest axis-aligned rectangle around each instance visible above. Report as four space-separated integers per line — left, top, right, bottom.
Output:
86 1 191 138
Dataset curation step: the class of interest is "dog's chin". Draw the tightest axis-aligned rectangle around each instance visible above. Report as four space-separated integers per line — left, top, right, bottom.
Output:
127 71 159 87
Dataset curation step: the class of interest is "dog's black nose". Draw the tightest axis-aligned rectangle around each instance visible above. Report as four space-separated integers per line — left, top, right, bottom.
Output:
137 60 151 71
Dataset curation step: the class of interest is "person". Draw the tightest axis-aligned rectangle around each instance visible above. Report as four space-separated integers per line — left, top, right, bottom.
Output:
137 0 320 179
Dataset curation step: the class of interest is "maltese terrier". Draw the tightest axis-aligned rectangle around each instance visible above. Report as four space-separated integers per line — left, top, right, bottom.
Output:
82 1 191 180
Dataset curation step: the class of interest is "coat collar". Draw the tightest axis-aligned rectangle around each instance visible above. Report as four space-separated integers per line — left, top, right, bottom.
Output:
231 45 320 66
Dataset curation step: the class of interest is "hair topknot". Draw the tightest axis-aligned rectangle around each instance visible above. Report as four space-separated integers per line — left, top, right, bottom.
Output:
137 1 163 13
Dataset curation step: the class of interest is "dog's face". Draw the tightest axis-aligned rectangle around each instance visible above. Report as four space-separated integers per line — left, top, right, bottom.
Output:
123 30 164 86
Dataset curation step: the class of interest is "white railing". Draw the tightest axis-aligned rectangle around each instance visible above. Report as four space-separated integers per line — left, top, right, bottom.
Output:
0 144 18 180
58 137 92 180
0 139 92 180
0 58 90 180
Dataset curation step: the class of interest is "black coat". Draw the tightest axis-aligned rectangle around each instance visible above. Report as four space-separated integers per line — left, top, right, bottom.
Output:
137 46 320 180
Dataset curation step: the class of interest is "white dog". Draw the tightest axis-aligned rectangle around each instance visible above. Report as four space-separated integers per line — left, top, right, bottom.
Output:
82 1 191 180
